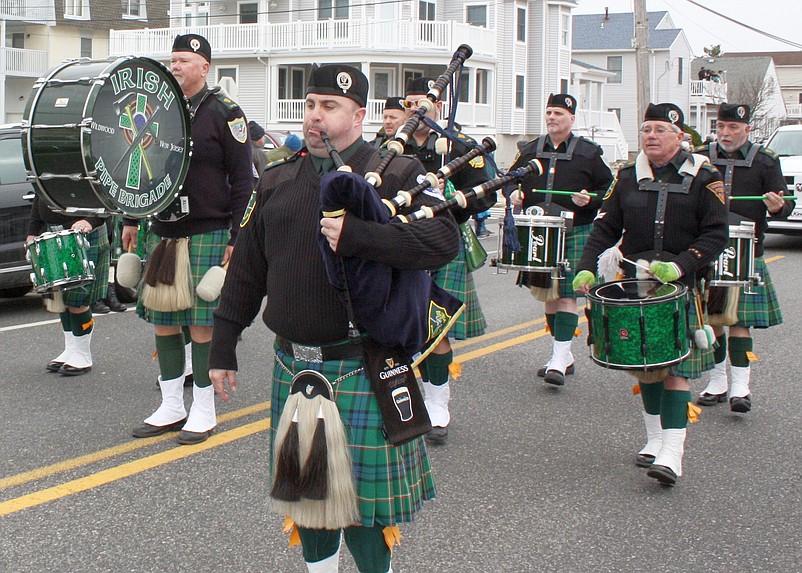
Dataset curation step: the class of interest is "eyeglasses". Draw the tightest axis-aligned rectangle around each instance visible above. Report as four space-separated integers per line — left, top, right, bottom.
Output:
640 126 677 135
400 99 424 109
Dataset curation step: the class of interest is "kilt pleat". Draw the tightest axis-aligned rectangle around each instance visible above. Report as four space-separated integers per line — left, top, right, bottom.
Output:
734 258 782 329
271 349 436 527
672 288 714 379
59 223 110 308
431 243 486 340
136 228 230 326
557 223 592 299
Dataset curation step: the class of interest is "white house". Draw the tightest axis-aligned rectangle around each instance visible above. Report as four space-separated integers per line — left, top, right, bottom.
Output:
106 0 603 165
734 51 802 122
572 10 693 154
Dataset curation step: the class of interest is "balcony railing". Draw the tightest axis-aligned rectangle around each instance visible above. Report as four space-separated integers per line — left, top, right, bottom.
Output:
109 20 497 58
1 47 48 76
690 79 727 103
0 0 55 22
786 103 802 118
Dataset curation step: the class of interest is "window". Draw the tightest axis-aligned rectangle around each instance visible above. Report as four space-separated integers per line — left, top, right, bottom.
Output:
10 33 24 49
217 67 238 85
122 0 145 18
372 69 393 100
80 36 92 58
561 12 570 48
515 75 524 109
607 55 622 84
466 4 487 28
516 7 526 42
475 69 488 104
319 0 349 20
709 119 717 136
239 2 258 24
184 5 209 26
608 108 621 121
458 72 470 103
0 139 28 185
677 57 684 85
798 93 802 104
65 0 88 18
419 0 435 20
560 78 568 93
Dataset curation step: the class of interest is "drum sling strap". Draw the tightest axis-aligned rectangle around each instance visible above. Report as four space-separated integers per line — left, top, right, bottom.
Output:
535 136 579 232
709 143 761 199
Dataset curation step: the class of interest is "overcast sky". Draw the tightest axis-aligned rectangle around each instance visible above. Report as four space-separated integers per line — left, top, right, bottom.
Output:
573 0 802 57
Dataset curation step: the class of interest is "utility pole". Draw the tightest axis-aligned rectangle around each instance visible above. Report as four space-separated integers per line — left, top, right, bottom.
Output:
633 0 651 124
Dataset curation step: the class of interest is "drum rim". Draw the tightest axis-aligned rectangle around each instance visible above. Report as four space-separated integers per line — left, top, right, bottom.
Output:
586 278 686 305
511 214 566 225
589 348 692 371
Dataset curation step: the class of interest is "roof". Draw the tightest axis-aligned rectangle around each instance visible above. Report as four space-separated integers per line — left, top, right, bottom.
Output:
571 58 610 72
692 56 773 81
572 11 681 51
729 52 802 66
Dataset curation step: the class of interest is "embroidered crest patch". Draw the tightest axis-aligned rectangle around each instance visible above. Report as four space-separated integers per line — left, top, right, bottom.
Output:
603 179 617 201
469 155 485 169
228 117 248 143
707 180 726 204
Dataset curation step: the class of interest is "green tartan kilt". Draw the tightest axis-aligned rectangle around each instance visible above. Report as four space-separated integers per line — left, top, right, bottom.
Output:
671 287 713 379
734 257 782 329
58 223 110 308
431 243 486 340
271 348 436 527
136 228 230 326
557 223 592 299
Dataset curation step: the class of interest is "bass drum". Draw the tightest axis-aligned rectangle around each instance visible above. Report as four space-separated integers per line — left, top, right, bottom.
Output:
22 56 192 218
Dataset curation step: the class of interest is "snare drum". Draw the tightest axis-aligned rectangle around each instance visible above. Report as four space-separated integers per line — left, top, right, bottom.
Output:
22 56 192 218
710 221 759 288
27 229 95 293
585 279 691 371
497 214 565 272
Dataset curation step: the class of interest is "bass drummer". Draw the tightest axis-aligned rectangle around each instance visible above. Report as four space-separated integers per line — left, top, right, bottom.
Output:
694 103 791 413
122 34 253 445
573 103 728 486
508 93 613 387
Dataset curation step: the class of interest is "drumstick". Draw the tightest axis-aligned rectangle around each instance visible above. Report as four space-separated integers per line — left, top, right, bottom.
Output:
729 195 796 201
531 189 597 197
620 256 667 285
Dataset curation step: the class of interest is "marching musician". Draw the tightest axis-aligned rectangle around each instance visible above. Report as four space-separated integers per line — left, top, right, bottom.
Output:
509 93 613 387
573 103 728 486
208 64 458 573
694 103 792 413
401 76 495 445
123 34 253 445
27 199 111 376
370 96 405 148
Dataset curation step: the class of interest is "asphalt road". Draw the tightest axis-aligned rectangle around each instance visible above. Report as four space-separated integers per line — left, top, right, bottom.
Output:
1 232 800 573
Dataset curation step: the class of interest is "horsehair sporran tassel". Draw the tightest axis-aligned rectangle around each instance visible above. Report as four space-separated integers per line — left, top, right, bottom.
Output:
141 238 194 311
298 399 329 500
271 396 302 502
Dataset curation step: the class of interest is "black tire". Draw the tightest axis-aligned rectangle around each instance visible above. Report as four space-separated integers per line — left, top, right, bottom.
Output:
0 285 33 298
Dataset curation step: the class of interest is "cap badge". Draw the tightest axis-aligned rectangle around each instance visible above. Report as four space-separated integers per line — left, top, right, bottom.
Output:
336 72 352 94
189 38 201 52
668 109 680 124
737 106 746 118
565 97 572 108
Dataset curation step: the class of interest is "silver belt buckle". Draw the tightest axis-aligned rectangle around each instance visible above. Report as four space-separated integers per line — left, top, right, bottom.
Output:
292 343 323 363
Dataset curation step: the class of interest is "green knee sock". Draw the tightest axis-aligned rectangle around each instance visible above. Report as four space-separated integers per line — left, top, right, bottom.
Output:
713 333 727 364
191 340 211 388
344 525 391 573
297 527 342 563
545 313 555 335
728 336 752 368
553 312 578 342
423 350 452 386
155 333 185 380
661 390 693 429
639 381 665 415
59 311 71 332
69 309 94 337
418 359 430 382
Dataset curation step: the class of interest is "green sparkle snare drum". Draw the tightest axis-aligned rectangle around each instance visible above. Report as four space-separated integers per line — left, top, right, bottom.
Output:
497 214 566 272
585 279 691 371
711 221 761 292
22 56 192 218
27 229 95 293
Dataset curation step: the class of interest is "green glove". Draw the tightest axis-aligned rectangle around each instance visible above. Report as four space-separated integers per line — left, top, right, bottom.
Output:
649 261 682 282
572 270 596 291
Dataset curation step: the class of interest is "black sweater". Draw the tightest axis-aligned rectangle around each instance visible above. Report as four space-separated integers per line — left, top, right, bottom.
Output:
28 196 105 236
210 140 459 371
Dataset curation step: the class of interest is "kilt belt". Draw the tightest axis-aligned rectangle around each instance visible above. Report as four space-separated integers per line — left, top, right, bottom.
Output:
274 336 364 363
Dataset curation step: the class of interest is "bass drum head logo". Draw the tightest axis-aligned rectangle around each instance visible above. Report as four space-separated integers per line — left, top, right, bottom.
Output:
90 57 192 217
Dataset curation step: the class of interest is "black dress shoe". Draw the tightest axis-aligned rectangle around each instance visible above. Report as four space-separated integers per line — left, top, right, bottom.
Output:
647 464 677 485
697 392 727 406
183 373 194 388
537 363 575 378
543 369 566 386
132 418 187 438
730 395 752 413
635 453 655 468
91 300 111 314
59 364 92 376
106 297 127 312
424 426 448 445
177 428 214 445
47 360 65 373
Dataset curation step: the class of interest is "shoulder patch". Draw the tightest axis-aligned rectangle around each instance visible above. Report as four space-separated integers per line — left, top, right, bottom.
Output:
691 144 710 154
602 178 617 201
707 180 726 204
240 189 258 227
579 136 603 150
620 160 636 171
215 91 241 112
760 146 780 160
228 117 248 144
265 151 304 171
701 163 718 174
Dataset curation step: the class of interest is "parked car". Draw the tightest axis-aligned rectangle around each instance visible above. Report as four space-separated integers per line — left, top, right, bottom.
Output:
764 124 802 234
0 125 35 298
263 130 291 151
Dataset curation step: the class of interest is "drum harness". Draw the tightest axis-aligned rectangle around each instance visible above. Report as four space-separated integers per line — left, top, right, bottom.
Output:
709 143 761 200
534 135 580 232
